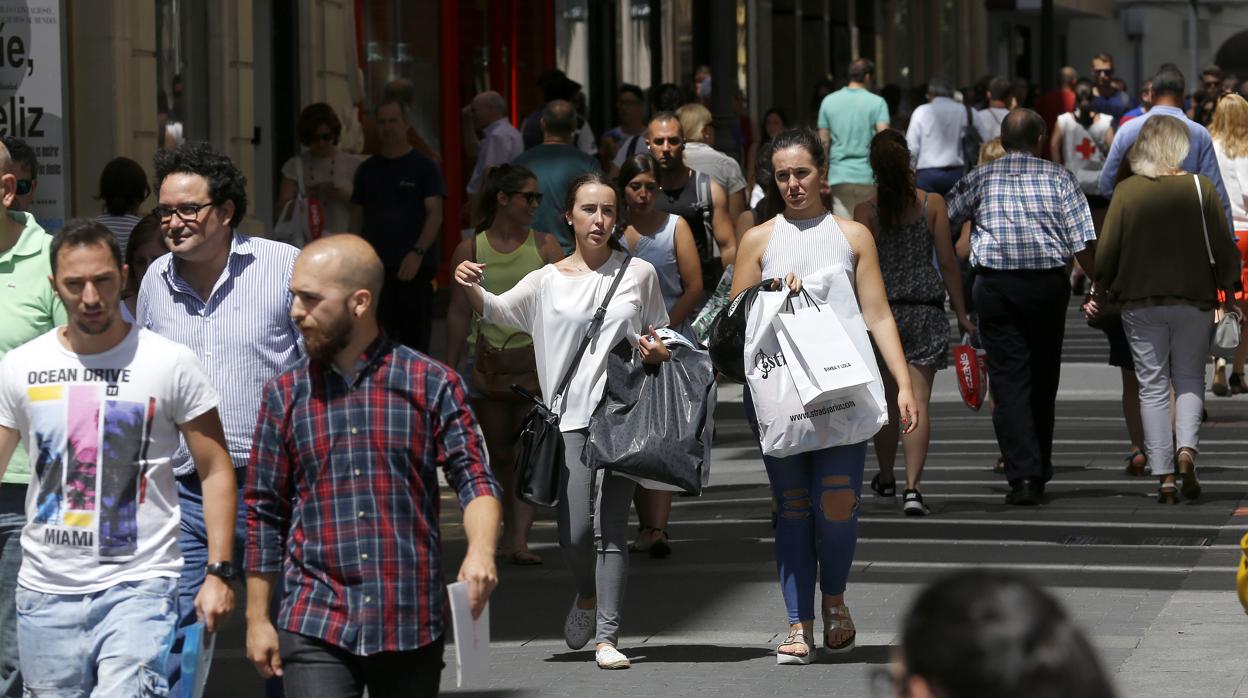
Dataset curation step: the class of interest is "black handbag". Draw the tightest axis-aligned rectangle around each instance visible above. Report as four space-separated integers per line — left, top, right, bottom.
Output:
585 337 716 495
706 278 781 383
512 254 633 507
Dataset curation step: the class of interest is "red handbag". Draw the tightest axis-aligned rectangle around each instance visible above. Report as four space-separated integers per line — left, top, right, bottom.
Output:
952 334 987 411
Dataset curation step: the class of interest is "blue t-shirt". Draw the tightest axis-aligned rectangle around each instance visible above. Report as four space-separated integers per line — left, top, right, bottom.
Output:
511 143 600 250
351 150 447 271
1091 91 1133 129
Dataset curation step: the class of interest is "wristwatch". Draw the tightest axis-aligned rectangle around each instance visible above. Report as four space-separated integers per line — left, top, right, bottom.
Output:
205 561 237 580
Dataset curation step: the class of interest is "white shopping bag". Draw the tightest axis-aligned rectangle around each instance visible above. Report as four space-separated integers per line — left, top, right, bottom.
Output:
744 269 886 458
772 298 874 406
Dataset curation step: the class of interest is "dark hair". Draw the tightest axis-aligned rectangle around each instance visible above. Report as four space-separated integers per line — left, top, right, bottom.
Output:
751 140 783 224
1074 82 1095 130
50 218 122 276
651 83 687 113
563 171 625 252
1203 63 1223 80
3 136 37 179
902 570 1118 698
988 76 1012 102
473 163 536 234
1153 67 1186 98
541 100 577 136
96 157 150 216
297 102 343 147
1000 109 1046 153
618 83 644 102
1093 52 1114 65
765 128 826 209
868 130 916 230
153 142 249 228
760 108 789 144
847 58 875 83
616 152 660 228
124 211 164 293
543 75 582 103
649 110 682 135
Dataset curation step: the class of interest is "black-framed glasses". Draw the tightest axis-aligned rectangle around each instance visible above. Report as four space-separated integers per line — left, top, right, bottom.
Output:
14 179 32 196
507 191 542 205
155 201 216 223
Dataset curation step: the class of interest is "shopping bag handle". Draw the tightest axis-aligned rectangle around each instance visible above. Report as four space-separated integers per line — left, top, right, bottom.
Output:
781 285 819 313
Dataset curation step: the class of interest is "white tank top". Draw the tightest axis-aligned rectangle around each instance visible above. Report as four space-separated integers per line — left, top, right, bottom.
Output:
761 212 857 283
1058 111 1112 195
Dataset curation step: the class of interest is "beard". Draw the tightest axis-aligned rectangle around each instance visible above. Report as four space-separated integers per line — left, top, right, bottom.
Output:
300 310 353 363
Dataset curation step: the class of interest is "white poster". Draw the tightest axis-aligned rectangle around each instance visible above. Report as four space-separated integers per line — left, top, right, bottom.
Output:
0 0 66 232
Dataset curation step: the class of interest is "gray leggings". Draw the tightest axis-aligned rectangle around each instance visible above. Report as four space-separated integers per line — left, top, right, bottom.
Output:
557 430 637 646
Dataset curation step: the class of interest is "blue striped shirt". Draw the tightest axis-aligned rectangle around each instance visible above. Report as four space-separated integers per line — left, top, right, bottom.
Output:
136 233 303 475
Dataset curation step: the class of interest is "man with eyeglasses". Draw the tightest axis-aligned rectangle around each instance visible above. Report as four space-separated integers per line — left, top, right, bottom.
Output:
511 99 600 254
351 100 448 354
136 141 302 695
1090 53 1133 129
0 139 62 697
1 137 37 213
463 91 522 197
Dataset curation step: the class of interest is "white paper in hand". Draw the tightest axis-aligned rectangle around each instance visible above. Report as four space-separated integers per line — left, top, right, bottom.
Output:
447 581 490 688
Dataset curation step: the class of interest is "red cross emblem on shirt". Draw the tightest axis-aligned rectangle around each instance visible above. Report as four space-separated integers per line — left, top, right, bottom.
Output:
1075 137 1096 160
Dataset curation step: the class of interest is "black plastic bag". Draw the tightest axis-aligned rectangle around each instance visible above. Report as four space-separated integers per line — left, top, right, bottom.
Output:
584 338 715 495
706 278 780 383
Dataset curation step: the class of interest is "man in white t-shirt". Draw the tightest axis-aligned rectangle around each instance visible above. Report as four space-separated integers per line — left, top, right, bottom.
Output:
0 220 237 696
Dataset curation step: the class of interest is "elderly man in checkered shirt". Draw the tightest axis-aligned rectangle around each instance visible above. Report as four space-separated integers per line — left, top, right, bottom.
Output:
946 108 1097 507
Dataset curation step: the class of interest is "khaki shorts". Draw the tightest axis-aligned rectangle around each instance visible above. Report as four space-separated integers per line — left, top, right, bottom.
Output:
829 183 876 219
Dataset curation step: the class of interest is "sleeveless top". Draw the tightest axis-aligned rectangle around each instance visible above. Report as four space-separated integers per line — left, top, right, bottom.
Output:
628 213 683 311
1057 111 1112 196
655 170 711 260
872 194 945 306
472 230 545 349
761 212 856 283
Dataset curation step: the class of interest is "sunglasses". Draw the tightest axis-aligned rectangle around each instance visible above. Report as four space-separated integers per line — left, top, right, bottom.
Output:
14 179 32 196
1093 68 1113 77
508 191 542 205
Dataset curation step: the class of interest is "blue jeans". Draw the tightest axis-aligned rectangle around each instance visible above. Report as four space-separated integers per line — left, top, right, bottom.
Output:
166 474 249 697
744 393 867 623
16 577 177 696
0 485 25 698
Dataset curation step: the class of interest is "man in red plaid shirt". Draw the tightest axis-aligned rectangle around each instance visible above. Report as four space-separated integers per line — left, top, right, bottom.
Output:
243 234 502 697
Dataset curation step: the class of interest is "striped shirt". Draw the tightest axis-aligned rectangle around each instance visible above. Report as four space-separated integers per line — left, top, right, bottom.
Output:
761 212 857 282
95 213 141 254
946 152 1096 270
136 233 303 475
245 335 500 655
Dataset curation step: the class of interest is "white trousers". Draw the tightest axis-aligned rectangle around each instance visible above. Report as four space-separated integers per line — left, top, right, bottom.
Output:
1122 305 1212 475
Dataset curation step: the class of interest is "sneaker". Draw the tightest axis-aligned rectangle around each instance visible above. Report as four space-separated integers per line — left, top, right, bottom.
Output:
564 599 595 650
595 645 631 669
902 489 929 516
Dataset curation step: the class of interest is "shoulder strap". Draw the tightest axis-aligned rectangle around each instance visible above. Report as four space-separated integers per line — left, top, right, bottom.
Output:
472 232 478 263
921 192 930 215
695 172 714 250
1194 175 1218 268
625 134 641 159
549 254 634 404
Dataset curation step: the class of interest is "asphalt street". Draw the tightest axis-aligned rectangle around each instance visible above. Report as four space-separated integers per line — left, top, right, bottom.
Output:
202 301 1248 697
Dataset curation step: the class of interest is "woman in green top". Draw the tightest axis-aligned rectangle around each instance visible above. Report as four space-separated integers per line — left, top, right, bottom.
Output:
1092 115 1241 504
447 164 564 563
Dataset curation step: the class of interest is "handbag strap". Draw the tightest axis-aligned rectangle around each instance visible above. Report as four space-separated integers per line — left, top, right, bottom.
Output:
1193 175 1223 296
549 253 633 406
295 155 305 196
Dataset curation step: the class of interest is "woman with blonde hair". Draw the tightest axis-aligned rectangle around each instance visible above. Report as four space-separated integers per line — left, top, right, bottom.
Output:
1208 92 1248 394
1093 115 1241 503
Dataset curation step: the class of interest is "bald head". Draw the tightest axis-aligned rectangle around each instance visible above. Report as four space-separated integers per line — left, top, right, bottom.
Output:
1000 108 1045 154
298 234 384 304
1060 66 1077 88
540 99 577 139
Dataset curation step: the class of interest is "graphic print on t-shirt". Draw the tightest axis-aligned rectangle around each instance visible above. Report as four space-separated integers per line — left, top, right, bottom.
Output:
27 374 153 562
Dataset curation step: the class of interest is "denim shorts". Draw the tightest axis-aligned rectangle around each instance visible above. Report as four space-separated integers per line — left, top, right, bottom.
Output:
17 576 178 697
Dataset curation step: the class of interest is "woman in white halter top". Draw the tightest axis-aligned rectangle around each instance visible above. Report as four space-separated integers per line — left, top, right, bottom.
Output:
731 128 918 665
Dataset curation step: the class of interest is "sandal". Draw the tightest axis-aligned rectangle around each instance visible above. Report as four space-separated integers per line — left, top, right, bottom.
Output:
1213 359 1230 396
776 629 813 665
628 527 672 558
1157 482 1178 504
870 473 896 498
1177 448 1201 500
1231 372 1245 395
822 604 856 654
1124 449 1148 477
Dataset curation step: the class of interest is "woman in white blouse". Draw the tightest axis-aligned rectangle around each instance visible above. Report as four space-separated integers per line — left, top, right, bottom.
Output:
1209 92 1248 394
454 172 671 671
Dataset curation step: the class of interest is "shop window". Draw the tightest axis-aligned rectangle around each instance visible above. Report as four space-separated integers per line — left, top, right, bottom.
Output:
155 0 210 149
358 0 440 153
